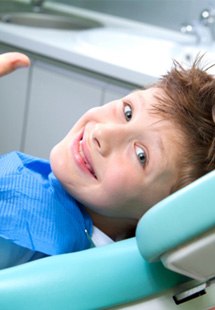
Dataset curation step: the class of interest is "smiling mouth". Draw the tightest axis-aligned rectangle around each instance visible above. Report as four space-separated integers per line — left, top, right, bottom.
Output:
78 137 97 179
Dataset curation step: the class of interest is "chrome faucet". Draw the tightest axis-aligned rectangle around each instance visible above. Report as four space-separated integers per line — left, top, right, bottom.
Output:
200 8 215 26
198 8 215 44
181 8 215 45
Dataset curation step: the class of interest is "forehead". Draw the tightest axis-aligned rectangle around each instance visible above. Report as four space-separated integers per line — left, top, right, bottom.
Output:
128 89 184 174
124 88 171 132
122 87 185 150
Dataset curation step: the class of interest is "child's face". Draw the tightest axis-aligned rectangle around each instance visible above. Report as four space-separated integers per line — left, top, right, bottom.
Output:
50 88 183 220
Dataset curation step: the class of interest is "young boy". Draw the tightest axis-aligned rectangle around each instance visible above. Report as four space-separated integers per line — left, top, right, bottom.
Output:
0 53 214 269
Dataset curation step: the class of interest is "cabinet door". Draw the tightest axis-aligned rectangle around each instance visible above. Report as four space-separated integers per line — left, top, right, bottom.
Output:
0 67 29 154
24 61 103 158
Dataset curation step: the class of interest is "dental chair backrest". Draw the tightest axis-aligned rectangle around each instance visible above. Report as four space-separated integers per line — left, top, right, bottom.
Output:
0 171 214 310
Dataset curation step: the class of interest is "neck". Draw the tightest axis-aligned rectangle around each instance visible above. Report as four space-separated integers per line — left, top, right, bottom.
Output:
88 210 138 241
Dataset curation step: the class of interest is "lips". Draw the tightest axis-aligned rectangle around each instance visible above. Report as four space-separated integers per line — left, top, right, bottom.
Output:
79 138 97 178
73 130 97 179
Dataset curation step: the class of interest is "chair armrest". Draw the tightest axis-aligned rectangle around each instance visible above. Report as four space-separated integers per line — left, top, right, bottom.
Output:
0 238 188 309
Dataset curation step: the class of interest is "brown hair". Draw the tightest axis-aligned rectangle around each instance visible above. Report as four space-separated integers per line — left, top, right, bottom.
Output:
152 55 215 192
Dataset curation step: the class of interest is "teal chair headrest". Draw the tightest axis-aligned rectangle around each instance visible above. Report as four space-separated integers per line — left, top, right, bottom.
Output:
136 171 215 262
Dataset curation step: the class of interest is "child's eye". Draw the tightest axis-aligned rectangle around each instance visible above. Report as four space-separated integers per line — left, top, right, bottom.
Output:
123 104 132 121
135 146 147 166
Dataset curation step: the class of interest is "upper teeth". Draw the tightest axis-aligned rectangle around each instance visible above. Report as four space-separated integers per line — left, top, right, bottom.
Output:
79 140 84 160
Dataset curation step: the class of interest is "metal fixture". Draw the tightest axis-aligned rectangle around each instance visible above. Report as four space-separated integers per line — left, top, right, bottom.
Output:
173 278 215 305
180 8 215 45
200 8 215 26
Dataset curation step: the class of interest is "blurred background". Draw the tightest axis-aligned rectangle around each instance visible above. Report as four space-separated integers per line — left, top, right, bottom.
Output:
47 0 215 34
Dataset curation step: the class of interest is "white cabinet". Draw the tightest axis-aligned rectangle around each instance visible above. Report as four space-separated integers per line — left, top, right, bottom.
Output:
0 62 30 154
23 60 104 158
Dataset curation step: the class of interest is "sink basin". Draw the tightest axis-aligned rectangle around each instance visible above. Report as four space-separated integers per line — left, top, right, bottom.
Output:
0 12 103 30
75 28 180 59
74 28 184 77
0 1 103 30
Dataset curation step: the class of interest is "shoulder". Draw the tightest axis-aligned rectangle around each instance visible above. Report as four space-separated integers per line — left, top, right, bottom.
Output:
0 151 51 176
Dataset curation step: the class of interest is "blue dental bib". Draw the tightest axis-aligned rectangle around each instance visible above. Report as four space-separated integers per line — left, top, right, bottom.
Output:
0 152 93 255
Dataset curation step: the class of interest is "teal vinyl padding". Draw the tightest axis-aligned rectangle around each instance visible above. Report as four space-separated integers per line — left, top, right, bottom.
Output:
0 238 188 310
136 170 215 262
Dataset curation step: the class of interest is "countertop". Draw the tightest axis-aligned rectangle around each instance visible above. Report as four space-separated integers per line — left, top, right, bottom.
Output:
0 0 212 86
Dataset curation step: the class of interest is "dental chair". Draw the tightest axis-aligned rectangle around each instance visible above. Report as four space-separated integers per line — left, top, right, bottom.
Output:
0 171 214 309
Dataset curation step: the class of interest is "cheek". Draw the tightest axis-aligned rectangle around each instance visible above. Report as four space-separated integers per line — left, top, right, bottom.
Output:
102 167 140 204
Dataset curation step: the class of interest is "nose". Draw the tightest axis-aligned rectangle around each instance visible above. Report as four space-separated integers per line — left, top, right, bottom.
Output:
91 123 125 156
